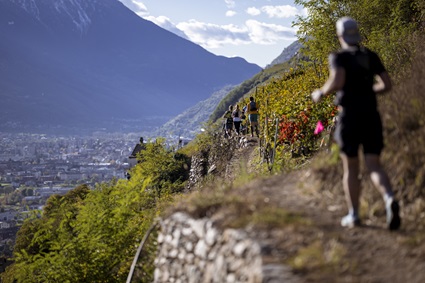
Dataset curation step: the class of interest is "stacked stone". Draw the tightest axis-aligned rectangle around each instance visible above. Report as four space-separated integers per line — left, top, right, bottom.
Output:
187 151 208 189
154 212 263 283
187 136 253 190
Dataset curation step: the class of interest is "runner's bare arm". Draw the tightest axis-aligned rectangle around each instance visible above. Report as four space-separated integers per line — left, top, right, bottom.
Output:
312 67 345 102
373 71 392 94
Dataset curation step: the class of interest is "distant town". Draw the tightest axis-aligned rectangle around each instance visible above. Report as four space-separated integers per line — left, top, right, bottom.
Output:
0 131 147 258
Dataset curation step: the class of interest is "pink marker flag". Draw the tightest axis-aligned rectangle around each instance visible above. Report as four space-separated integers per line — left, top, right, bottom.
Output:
314 121 324 135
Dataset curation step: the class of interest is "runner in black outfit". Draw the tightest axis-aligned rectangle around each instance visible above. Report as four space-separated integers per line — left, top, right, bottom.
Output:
311 17 401 230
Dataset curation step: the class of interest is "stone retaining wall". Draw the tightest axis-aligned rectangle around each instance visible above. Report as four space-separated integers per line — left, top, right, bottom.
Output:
154 212 300 283
186 136 253 191
154 212 262 283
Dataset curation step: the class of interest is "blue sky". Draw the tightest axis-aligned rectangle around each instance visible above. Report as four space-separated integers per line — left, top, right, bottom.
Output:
118 0 306 68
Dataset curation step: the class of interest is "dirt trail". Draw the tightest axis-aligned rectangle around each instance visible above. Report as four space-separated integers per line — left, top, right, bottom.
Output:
223 140 425 283
224 136 260 180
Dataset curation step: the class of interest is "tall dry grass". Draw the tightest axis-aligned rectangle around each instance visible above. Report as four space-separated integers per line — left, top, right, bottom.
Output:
380 35 425 227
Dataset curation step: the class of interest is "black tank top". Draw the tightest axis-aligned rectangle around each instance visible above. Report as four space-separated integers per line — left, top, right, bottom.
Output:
330 46 386 112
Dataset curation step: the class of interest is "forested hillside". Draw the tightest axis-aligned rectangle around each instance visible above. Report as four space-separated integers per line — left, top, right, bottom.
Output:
3 0 424 282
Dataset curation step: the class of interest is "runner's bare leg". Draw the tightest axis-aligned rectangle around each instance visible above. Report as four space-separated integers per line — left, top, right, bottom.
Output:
364 154 394 198
340 153 361 217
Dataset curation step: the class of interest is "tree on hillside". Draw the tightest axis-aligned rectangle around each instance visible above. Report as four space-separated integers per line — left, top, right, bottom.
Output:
4 185 90 283
294 0 423 70
131 138 190 198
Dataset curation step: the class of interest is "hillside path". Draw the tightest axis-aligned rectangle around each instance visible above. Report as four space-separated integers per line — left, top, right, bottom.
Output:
222 139 425 282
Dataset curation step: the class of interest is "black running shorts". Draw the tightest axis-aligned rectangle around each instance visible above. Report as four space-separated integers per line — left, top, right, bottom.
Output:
334 109 384 157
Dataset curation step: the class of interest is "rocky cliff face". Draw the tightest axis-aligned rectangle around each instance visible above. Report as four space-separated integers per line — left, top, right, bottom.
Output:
266 40 302 68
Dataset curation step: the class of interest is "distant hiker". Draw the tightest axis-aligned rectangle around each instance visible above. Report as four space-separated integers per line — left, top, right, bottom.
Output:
223 105 234 138
247 96 259 137
241 107 247 135
232 104 242 135
311 17 400 230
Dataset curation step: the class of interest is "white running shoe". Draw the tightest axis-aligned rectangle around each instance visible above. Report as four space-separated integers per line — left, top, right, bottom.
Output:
341 214 361 228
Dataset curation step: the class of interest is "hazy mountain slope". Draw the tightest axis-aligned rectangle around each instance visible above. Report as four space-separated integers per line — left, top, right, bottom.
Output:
152 85 235 140
0 0 261 134
153 40 302 139
266 40 302 68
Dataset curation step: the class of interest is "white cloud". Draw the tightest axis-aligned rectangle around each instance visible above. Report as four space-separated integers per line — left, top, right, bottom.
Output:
118 0 149 17
176 20 250 48
144 15 171 28
261 5 300 18
118 0 298 53
245 19 296 44
225 0 236 9
144 15 189 39
174 19 296 49
226 10 237 17
246 7 261 16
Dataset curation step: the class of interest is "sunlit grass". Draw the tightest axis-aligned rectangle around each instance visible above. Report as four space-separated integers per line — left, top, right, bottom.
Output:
168 180 311 231
288 238 349 273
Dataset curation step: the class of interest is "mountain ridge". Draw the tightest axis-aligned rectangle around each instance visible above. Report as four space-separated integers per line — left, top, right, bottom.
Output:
0 0 261 134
